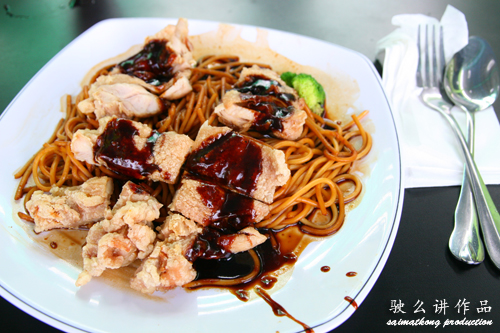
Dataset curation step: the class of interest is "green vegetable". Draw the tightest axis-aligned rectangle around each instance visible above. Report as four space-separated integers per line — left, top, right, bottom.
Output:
280 72 326 116
147 131 160 143
280 72 297 87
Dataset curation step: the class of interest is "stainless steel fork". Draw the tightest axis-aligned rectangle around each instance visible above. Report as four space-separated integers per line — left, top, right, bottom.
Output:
417 25 483 264
416 24 500 269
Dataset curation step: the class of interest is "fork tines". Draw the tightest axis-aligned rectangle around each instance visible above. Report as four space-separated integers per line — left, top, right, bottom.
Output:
416 24 445 88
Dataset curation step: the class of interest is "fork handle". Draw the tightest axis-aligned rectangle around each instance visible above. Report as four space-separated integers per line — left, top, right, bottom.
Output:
449 109 484 264
442 110 500 269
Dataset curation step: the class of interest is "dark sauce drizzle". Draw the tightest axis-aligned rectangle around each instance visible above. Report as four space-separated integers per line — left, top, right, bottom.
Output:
195 180 259 230
236 75 294 100
321 266 330 272
255 286 314 333
234 75 296 134
116 40 177 86
186 227 233 261
185 196 309 328
185 131 263 196
179 107 310 329
94 118 160 179
344 296 358 310
185 179 263 263
190 229 297 289
346 271 357 277
234 289 250 302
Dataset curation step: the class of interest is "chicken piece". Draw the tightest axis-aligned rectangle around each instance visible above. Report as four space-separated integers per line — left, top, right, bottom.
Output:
97 232 137 268
85 73 164 95
218 227 267 254
143 17 195 83
111 18 195 98
130 237 197 294
25 177 113 233
71 116 193 183
184 122 290 204
214 90 307 141
113 181 163 224
102 183 162 232
236 65 297 96
214 65 307 140
131 214 267 294
99 200 158 259
100 181 161 258
70 126 99 166
150 129 194 183
112 180 153 209
127 223 157 259
169 178 270 228
185 225 268 262
75 222 110 286
76 181 161 286
131 213 201 294
160 76 192 100
78 82 164 120
78 18 195 119
76 223 138 286
213 91 254 132
158 213 202 242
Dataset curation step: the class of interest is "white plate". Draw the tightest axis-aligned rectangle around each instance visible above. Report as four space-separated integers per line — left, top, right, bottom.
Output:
0 18 403 332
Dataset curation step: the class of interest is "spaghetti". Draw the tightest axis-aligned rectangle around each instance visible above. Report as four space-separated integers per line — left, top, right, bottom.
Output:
14 54 372 288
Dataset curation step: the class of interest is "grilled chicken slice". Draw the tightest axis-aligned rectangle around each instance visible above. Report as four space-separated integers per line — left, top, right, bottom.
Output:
214 65 307 140
184 122 289 204
113 18 194 97
71 116 193 183
78 81 164 119
218 227 267 254
169 177 270 227
78 18 195 119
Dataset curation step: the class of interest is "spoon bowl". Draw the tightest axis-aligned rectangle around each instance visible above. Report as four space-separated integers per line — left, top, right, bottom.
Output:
445 36 500 112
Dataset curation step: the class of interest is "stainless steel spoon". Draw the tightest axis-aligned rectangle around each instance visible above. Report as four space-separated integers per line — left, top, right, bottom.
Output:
444 36 500 265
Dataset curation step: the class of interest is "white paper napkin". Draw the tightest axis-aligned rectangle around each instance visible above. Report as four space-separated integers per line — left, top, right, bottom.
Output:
376 5 500 188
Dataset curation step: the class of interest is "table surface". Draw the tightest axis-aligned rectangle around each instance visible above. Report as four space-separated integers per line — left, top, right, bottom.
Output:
1 1 500 332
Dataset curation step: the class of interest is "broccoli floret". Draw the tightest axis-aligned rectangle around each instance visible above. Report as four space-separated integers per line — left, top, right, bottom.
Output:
280 72 297 87
280 72 326 116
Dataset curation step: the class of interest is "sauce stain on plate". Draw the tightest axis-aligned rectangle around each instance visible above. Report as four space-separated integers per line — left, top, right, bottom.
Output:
344 296 358 310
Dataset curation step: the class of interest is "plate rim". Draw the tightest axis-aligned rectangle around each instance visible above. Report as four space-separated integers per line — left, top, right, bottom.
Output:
0 17 404 333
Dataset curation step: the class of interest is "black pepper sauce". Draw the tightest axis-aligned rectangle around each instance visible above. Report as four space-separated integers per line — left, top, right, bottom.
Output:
234 75 296 134
94 118 160 179
185 181 261 263
180 118 312 328
184 131 263 197
188 226 305 292
184 202 313 330
115 40 177 86
236 75 295 101
196 180 259 231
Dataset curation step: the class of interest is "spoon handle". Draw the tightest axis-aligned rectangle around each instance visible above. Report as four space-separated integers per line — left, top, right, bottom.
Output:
449 110 485 264
443 110 500 269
